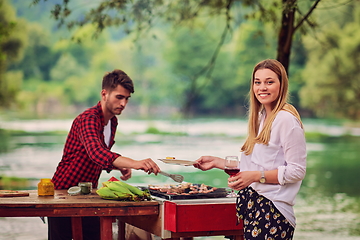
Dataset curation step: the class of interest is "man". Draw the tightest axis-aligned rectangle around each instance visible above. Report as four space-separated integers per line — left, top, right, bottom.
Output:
48 69 161 240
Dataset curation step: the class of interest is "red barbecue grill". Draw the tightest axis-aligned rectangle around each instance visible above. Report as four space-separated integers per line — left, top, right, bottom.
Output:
119 186 244 239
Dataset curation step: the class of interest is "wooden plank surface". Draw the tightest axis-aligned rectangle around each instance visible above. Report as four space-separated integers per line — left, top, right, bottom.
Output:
0 189 160 240
0 190 30 197
0 190 159 217
0 190 158 207
0 206 160 217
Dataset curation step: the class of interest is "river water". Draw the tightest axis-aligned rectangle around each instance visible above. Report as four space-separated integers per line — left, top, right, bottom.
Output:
0 118 360 240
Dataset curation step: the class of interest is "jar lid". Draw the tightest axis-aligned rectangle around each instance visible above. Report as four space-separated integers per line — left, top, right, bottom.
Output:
78 182 92 186
67 186 81 196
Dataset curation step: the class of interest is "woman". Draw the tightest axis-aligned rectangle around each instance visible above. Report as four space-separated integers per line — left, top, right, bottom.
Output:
195 59 306 239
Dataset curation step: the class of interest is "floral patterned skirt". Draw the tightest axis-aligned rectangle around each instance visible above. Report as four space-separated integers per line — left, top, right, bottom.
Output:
236 186 294 240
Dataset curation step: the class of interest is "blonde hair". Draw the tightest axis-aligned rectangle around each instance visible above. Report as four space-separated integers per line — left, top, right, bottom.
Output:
241 59 303 155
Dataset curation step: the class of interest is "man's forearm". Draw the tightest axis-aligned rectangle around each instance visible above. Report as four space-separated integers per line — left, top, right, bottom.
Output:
112 156 137 169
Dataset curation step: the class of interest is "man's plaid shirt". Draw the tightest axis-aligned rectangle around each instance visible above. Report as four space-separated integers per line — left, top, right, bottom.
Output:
52 102 120 189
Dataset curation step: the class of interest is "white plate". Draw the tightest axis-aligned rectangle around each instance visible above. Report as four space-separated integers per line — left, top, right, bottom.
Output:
158 158 196 166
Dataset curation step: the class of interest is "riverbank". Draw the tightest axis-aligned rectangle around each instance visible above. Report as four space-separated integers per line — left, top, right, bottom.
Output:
1 118 360 136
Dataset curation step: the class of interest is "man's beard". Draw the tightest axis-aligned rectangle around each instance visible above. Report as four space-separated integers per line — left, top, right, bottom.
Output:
106 102 123 116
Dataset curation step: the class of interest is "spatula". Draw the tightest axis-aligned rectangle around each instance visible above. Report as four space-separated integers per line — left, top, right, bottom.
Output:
159 171 184 183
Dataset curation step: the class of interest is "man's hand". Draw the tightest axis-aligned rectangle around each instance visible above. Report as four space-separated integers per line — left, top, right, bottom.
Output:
119 168 132 180
112 156 161 175
134 158 161 175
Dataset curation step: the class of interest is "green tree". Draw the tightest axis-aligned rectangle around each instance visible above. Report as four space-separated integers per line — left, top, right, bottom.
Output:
0 0 27 108
164 25 219 115
300 2 360 120
9 24 105 116
50 53 84 82
32 0 329 71
9 23 59 81
32 0 338 116
88 28 178 118
165 19 276 116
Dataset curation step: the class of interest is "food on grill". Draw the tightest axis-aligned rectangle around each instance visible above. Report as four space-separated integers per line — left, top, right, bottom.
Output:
97 180 151 201
148 182 217 195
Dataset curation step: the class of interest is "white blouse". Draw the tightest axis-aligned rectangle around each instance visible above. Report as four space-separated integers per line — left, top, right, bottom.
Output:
240 110 307 227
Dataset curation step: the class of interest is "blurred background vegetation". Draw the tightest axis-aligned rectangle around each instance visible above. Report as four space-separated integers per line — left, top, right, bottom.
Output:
1 2 360 238
0 0 359 122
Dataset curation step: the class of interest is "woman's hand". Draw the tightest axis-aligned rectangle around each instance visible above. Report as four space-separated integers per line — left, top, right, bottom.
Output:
194 156 225 170
228 171 260 190
228 169 279 190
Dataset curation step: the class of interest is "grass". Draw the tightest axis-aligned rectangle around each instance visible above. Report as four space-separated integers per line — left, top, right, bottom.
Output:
0 175 30 190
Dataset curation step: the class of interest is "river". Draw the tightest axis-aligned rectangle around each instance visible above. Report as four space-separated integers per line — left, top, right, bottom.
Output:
0 118 360 240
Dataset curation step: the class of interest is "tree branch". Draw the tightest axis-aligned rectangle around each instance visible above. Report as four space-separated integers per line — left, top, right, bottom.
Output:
182 0 234 115
294 0 322 32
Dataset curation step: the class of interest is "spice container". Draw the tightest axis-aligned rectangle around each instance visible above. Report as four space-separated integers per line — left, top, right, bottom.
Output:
38 178 54 196
78 182 92 195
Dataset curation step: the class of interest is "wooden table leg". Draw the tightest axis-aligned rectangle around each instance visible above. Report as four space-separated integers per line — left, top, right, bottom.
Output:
100 216 113 240
117 218 126 240
71 217 83 240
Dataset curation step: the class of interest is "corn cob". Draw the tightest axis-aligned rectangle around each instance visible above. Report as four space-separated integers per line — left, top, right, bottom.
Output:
113 181 145 196
96 187 134 201
98 180 151 201
113 191 134 201
113 181 151 200
103 181 134 195
96 187 117 199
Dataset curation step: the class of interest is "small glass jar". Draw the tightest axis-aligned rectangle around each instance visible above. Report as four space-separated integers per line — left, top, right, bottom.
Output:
78 182 92 195
38 178 54 196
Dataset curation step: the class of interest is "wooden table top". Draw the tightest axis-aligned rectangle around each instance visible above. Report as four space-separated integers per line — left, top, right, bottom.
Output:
0 190 159 207
0 190 159 217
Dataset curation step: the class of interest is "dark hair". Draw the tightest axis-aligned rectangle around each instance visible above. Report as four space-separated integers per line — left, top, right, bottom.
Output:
102 69 135 93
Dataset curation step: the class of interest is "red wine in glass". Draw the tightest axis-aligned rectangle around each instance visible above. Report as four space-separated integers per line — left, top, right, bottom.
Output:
224 168 240 176
224 156 240 176
224 156 240 197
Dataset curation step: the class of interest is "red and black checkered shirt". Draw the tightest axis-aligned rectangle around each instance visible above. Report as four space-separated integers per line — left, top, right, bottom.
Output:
52 102 120 189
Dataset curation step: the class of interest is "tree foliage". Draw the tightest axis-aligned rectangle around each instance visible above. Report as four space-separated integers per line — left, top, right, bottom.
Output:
300 2 360 120
30 0 334 115
3 0 360 121
0 0 27 108
33 0 325 70
9 23 59 80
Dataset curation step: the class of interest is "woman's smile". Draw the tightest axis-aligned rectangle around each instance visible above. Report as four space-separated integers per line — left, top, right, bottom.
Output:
253 68 280 114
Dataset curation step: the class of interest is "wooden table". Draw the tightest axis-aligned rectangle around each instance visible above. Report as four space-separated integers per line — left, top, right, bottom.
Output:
0 190 159 240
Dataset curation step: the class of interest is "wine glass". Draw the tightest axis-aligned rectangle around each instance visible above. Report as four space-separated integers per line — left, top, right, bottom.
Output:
224 156 240 197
